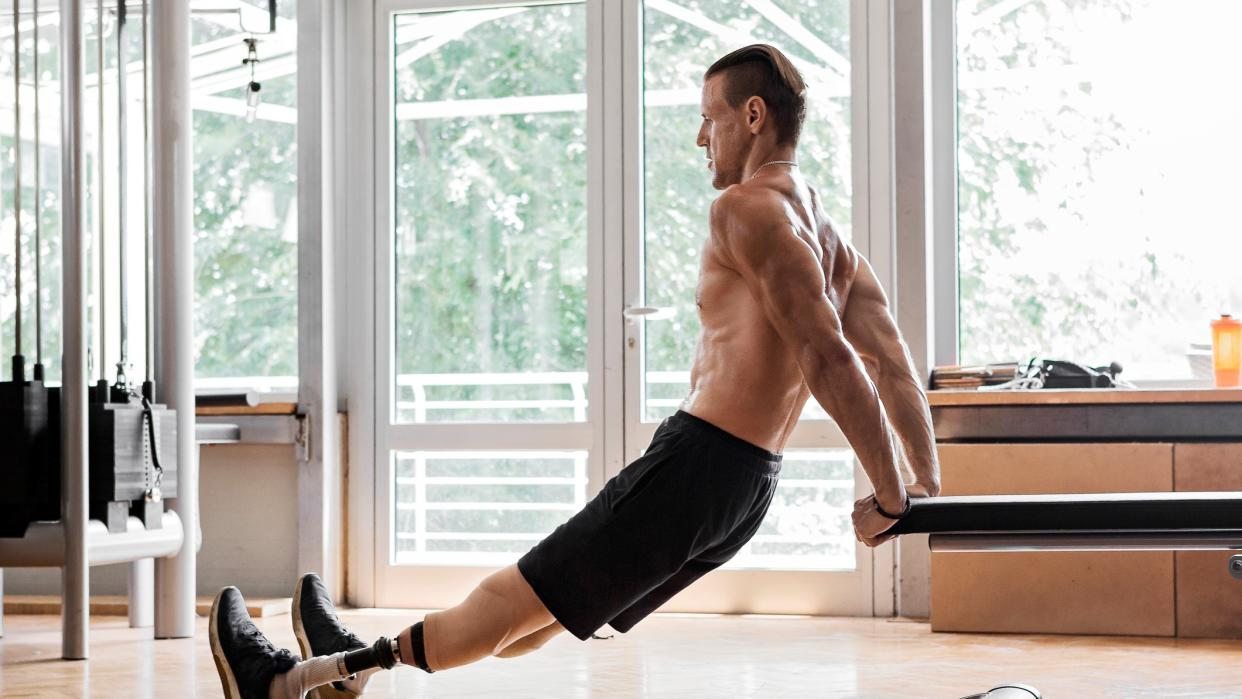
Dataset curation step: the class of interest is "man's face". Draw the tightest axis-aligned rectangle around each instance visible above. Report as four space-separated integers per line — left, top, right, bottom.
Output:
696 74 751 190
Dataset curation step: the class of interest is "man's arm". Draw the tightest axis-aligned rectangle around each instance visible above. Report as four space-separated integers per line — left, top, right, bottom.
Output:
842 257 940 496
711 190 907 515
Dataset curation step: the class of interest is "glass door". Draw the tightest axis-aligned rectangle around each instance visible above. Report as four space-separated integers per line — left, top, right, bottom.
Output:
372 0 886 616
373 0 602 607
620 0 877 616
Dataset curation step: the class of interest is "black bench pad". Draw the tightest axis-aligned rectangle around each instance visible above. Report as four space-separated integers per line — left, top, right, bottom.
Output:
886 492 1242 536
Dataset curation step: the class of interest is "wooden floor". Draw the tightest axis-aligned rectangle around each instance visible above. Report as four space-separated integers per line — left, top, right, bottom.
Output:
2 610 1241 698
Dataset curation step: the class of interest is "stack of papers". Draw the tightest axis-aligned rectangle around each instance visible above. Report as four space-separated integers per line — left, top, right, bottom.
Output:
930 363 1021 390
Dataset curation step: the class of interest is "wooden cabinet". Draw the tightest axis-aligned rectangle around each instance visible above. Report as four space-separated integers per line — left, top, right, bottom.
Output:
931 443 1175 636
930 442 1242 639
1173 444 1242 638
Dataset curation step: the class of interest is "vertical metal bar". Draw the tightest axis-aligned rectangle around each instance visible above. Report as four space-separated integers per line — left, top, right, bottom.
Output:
116 0 128 380
11 0 21 380
96 0 105 383
127 557 154 628
142 0 151 383
152 0 196 640
60 0 91 661
33 0 42 373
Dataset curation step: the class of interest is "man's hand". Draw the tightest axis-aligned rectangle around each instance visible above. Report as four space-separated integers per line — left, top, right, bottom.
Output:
851 483 938 547
851 495 900 547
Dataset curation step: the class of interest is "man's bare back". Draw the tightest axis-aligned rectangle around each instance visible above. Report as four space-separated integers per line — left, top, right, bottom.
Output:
683 175 857 454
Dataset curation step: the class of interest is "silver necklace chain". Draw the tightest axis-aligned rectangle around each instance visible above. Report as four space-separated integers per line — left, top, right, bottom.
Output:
749 160 799 180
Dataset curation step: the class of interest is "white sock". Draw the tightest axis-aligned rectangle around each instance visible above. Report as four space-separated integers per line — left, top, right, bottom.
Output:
268 652 350 699
340 667 380 695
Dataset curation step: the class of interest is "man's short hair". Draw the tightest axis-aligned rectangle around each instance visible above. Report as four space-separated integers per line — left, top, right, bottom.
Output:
704 44 807 145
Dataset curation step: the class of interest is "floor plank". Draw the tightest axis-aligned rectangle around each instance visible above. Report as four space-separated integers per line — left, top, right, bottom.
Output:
1 610 1240 698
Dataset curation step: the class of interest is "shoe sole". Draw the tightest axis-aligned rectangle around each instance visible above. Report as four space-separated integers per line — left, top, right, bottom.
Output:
292 574 357 699
209 588 244 699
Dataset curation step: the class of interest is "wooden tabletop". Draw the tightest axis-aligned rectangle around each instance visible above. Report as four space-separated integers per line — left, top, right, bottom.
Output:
194 402 298 416
928 388 1242 407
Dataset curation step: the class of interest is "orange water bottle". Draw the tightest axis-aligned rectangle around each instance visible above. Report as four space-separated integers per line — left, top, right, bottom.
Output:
1212 314 1242 387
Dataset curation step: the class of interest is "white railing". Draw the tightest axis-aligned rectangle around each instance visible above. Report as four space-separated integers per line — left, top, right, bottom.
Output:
395 371 594 422
392 448 857 568
394 450 588 559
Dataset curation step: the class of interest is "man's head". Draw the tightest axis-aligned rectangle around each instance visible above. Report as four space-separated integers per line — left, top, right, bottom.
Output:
697 44 807 189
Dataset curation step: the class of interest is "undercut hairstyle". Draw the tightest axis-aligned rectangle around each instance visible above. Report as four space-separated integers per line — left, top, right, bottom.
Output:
704 44 807 146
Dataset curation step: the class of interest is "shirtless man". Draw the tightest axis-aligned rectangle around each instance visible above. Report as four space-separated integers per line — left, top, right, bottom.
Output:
209 44 940 699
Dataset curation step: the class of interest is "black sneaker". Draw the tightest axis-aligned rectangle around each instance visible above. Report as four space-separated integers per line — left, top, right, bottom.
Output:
292 572 368 698
210 586 300 699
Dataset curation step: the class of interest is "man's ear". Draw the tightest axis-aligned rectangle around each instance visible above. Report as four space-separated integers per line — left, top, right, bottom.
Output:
745 96 766 135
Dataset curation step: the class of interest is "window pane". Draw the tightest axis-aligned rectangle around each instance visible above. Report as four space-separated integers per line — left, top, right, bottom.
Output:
726 449 856 570
641 1 850 421
193 0 298 385
957 0 1242 379
1 9 62 383
391 4 588 424
393 450 588 566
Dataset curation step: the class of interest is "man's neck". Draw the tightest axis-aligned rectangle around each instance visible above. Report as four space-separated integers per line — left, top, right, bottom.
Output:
741 145 797 181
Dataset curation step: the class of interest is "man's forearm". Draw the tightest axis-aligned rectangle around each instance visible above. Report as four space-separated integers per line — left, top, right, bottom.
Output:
875 359 939 492
801 346 907 512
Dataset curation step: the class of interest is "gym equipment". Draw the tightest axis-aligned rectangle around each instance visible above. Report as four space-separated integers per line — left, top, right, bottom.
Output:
887 492 1242 548
962 685 1040 699
0 0 55 537
888 492 1242 698
88 0 177 533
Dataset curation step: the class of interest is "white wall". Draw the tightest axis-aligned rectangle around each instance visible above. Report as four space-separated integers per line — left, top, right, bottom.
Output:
3 444 300 599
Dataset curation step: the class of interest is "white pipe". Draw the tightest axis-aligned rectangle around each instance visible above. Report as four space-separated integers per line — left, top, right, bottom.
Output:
92 515 185 566
59 0 88 662
0 513 184 567
128 561 155 630
152 0 197 640
128 558 154 628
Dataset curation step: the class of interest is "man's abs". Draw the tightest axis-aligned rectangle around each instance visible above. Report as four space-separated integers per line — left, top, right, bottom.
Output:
681 182 855 454
680 230 809 453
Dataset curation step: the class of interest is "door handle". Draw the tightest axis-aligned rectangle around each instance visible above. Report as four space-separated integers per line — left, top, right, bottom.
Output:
623 306 677 322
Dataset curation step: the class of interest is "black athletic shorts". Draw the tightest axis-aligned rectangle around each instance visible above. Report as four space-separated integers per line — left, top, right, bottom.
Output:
517 410 781 640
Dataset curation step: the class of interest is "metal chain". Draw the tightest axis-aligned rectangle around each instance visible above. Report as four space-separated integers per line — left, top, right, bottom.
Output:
748 160 798 180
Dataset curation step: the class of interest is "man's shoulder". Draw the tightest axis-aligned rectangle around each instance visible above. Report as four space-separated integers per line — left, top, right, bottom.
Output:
710 183 788 238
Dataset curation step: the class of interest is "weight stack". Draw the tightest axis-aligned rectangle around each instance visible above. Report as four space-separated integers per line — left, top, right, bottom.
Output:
0 378 53 537
89 401 178 533
36 384 61 521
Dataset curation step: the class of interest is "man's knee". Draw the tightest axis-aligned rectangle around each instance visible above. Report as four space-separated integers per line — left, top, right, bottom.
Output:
493 623 564 659
492 637 544 659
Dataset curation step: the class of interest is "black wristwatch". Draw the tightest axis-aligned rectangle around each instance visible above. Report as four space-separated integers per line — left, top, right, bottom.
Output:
875 494 911 520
